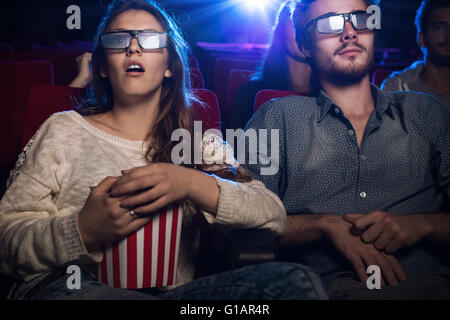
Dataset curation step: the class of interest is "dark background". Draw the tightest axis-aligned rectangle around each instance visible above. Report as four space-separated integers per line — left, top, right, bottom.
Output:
0 0 425 51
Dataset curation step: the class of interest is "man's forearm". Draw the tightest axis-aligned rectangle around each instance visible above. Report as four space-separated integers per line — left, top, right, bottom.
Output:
424 213 450 244
279 213 336 246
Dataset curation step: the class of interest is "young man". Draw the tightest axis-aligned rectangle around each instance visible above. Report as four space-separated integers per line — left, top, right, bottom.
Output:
242 0 450 299
381 0 450 107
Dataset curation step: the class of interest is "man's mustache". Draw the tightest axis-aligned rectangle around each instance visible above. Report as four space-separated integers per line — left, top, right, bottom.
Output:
334 42 367 55
438 40 450 47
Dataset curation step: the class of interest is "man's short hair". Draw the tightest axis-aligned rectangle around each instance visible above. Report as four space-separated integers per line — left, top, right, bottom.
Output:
293 0 380 51
415 0 450 42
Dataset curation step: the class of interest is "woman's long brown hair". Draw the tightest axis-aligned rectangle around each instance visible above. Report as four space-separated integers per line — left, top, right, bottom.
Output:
77 0 252 183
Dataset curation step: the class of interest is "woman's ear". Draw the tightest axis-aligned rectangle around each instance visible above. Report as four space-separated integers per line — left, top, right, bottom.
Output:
164 67 172 78
100 64 108 78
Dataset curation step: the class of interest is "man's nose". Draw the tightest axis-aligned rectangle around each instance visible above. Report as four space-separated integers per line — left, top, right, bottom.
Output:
340 21 358 42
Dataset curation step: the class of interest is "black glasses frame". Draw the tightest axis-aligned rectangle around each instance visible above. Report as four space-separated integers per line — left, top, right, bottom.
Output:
100 30 168 50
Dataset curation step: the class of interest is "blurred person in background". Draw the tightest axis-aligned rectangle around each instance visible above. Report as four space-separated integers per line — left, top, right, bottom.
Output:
226 0 312 131
381 0 450 107
69 52 93 88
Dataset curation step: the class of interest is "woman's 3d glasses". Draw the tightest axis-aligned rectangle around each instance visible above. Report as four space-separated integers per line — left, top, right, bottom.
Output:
100 30 168 50
306 11 372 34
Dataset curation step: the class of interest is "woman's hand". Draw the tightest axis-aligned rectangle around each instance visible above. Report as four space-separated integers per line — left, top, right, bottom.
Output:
110 163 219 215
77 176 153 252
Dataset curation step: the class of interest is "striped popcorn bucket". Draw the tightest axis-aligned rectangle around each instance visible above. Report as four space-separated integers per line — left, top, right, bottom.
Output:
97 202 183 289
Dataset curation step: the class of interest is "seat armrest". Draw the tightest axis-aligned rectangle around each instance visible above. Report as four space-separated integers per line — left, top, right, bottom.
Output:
226 229 279 270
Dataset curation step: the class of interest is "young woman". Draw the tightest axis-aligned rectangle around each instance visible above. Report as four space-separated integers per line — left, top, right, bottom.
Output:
0 0 326 300
227 0 313 130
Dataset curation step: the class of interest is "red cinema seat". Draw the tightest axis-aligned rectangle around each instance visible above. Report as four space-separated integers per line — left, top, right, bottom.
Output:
371 69 394 87
22 84 86 149
0 61 54 172
190 68 205 89
226 69 255 112
254 89 305 113
189 56 200 69
0 51 83 86
192 89 221 132
213 57 260 117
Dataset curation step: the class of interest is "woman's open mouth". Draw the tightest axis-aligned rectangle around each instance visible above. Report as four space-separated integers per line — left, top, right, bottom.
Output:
124 61 146 76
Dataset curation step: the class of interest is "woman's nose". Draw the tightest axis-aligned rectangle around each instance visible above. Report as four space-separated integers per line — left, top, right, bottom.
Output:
127 38 142 55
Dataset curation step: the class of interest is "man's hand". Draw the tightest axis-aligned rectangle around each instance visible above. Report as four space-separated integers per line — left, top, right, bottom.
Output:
320 215 407 286
344 211 432 253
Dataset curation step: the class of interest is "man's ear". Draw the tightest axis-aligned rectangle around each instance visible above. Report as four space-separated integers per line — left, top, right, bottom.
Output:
418 32 425 48
298 37 313 59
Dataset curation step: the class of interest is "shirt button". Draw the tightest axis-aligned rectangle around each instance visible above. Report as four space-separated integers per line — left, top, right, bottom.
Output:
348 130 354 136
360 155 366 161
334 108 340 114
360 192 367 198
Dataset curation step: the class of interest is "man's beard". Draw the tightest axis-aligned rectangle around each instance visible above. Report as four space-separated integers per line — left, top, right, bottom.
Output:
426 40 450 67
313 43 373 84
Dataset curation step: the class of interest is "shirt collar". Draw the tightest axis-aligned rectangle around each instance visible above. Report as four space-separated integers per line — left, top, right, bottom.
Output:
316 84 394 122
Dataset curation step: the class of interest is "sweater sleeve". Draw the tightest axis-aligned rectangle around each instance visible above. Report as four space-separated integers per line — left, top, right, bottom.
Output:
0 114 101 280
191 133 286 236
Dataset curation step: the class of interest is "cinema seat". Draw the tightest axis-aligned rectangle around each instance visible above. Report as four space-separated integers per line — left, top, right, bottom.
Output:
189 55 200 69
190 68 205 89
213 57 260 118
21 84 86 149
226 69 254 112
0 51 82 86
0 61 54 174
254 89 305 113
191 89 221 131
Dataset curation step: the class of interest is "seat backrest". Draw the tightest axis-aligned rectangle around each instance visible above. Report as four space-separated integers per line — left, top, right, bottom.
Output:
254 89 305 113
0 61 54 171
0 51 83 85
226 69 255 112
192 89 221 132
189 56 200 69
22 84 86 149
371 69 394 87
213 57 260 118
21 85 221 149
190 68 205 89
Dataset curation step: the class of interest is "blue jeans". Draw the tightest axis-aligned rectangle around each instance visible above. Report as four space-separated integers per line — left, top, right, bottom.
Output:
10 262 328 300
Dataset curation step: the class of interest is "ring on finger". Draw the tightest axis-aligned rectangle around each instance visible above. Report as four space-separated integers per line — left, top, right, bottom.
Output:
129 210 138 218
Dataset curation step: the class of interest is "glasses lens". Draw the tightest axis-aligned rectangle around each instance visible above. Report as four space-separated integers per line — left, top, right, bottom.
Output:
101 33 131 49
317 15 344 33
351 13 370 30
138 32 167 49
